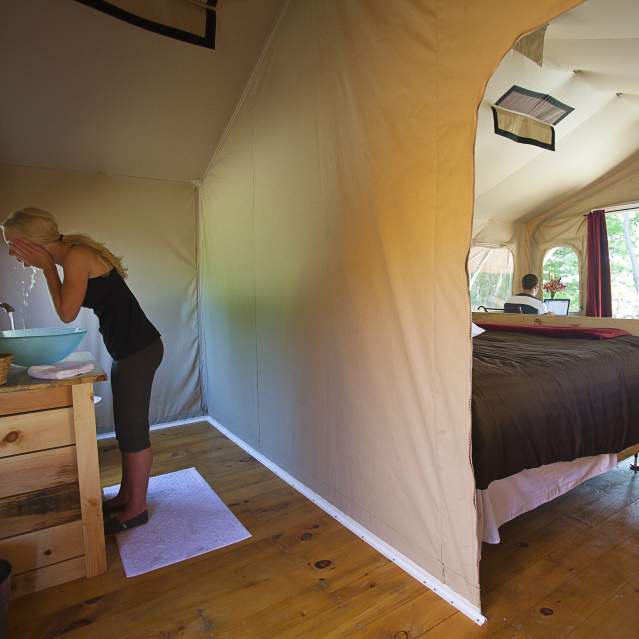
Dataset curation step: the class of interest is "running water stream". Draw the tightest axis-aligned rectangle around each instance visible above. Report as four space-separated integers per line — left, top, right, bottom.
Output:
13 265 38 330
4 263 38 332
28 266 37 291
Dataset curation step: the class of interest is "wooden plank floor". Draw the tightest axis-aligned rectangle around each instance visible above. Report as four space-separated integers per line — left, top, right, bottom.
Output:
8 422 639 638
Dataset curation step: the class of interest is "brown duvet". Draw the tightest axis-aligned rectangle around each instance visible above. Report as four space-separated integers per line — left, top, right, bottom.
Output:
472 330 639 489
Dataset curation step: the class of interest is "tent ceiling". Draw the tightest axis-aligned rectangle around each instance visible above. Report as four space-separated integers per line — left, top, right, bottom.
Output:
474 0 639 229
0 0 286 182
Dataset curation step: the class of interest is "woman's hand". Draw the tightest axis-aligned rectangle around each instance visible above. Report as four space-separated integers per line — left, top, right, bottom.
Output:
10 238 55 271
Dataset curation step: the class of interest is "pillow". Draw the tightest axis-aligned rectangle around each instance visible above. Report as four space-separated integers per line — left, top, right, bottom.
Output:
472 322 485 337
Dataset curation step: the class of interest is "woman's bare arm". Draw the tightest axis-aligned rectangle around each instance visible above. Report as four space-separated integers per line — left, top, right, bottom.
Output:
11 239 89 323
44 248 90 323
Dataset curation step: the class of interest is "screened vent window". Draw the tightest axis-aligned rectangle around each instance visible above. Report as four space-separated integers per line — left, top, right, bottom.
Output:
469 246 514 311
542 247 580 312
606 211 639 318
491 85 574 151
496 86 573 125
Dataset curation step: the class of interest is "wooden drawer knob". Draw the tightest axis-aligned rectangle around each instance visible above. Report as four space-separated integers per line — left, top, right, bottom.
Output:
4 431 19 443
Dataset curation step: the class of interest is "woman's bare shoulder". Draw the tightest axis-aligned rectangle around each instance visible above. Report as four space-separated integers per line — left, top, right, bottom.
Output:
63 244 93 264
63 244 112 278
62 244 101 275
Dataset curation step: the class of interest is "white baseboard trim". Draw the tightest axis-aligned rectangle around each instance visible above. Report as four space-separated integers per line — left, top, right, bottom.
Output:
203 415 486 626
95 412 485 624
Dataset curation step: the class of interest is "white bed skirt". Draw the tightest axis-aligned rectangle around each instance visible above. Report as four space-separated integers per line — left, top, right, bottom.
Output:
476 454 618 544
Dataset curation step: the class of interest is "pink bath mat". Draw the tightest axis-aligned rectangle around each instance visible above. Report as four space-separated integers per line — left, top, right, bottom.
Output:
103 467 251 577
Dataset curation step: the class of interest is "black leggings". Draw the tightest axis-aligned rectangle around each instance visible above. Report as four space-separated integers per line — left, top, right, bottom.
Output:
111 339 164 453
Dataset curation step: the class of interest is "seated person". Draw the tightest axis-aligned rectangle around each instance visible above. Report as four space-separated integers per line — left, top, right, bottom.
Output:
505 274 550 314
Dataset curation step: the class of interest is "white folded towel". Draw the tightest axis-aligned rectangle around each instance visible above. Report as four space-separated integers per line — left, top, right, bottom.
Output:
28 362 94 380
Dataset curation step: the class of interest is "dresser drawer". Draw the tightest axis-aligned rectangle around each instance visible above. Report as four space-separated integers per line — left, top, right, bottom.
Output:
0 446 77 499
0 483 81 540
12 556 86 599
0 386 73 417
0 408 75 458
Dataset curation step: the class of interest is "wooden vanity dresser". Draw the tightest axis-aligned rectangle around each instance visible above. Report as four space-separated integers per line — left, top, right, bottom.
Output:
0 353 107 598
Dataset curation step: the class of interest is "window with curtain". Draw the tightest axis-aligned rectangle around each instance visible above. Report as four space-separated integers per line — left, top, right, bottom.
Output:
468 246 514 310
605 210 639 318
542 246 580 311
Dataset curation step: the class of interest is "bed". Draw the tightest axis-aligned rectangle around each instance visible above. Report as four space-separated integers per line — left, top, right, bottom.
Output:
472 324 639 543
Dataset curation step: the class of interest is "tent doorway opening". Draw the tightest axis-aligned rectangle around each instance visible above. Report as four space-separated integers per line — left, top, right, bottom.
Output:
470 0 639 629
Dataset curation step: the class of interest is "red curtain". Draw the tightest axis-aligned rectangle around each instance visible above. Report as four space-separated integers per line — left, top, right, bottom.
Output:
586 210 612 317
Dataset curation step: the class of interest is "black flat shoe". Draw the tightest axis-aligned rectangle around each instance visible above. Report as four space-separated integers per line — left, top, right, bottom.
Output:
104 510 149 536
102 500 128 515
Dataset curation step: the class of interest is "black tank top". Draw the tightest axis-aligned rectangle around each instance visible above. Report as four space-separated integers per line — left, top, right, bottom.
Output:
82 269 160 361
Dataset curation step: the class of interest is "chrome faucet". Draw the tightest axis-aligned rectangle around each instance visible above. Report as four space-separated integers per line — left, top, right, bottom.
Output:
0 303 15 314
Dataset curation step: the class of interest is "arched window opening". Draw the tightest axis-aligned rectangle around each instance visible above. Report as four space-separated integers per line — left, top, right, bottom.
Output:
468 246 514 310
542 246 580 312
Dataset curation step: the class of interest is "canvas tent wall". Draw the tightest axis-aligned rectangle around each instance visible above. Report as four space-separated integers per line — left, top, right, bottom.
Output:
0 0 584 620
200 0 582 618
0 165 202 432
0 0 286 182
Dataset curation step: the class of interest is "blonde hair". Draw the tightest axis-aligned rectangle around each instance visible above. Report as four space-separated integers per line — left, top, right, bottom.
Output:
2 207 127 278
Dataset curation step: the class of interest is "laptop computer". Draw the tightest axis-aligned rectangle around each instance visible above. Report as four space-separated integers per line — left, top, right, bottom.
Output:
544 298 570 315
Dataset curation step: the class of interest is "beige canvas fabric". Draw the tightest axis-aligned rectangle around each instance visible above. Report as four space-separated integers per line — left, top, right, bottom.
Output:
200 0 581 613
514 25 549 67
0 164 202 433
0 0 286 181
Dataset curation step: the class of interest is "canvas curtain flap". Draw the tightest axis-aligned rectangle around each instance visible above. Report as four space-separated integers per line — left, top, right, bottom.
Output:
491 105 555 150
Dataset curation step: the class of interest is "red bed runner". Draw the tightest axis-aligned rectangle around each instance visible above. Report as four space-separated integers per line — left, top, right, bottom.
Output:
475 322 631 340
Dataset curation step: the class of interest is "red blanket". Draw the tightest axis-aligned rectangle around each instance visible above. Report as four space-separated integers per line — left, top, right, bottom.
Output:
475 322 631 340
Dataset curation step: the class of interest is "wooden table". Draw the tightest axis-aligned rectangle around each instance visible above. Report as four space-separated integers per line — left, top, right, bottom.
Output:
0 352 107 598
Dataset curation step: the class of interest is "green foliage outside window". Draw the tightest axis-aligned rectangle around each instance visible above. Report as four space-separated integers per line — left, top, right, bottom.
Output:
469 246 514 310
606 211 639 318
543 247 580 311
470 272 514 310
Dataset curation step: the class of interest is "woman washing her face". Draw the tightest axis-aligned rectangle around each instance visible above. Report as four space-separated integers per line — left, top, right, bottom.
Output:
2 208 163 535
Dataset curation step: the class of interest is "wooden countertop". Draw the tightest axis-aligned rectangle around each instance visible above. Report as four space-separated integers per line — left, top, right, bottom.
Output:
0 352 107 393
